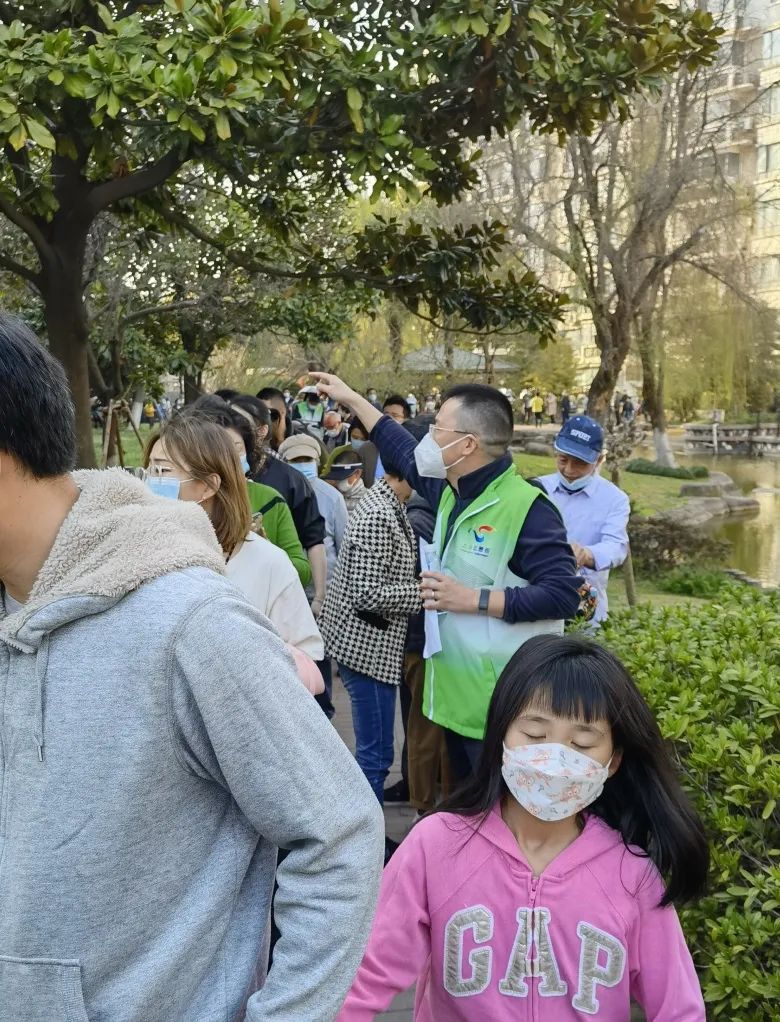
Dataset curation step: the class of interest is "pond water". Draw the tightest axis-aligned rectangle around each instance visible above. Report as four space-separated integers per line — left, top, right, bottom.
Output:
677 451 780 585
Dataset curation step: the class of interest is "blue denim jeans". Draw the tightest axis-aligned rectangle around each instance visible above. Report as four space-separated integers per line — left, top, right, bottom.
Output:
339 664 397 805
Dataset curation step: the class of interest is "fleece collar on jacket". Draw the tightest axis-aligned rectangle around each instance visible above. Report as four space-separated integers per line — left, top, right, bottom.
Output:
0 468 225 651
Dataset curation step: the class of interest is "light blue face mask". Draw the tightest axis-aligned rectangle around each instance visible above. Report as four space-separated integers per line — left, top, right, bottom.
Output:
293 461 318 480
146 476 182 500
350 438 366 451
239 455 250 476
556 471 594 493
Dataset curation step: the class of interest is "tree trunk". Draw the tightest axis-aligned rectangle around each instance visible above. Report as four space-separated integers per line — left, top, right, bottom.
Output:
636 310 676 468
388 309 403 376
611 466 637 607
179 318 215 405
443 317 455 386
87 343 111 403
482 341 495 384
42 249 96 469
587 314 631 424
183 368 203 405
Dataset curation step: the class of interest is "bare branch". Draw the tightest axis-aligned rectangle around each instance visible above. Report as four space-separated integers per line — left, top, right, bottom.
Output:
678 257 764 311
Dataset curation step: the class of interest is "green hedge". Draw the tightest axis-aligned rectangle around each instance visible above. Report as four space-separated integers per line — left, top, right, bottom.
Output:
656 567 733 599
626 457 709 479
601 588 780 1018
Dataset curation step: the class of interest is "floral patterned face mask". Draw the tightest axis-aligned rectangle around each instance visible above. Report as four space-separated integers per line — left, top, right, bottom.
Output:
502 742 613 822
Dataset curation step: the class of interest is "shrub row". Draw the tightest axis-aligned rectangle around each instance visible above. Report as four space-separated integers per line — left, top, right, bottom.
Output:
601 588 780 1018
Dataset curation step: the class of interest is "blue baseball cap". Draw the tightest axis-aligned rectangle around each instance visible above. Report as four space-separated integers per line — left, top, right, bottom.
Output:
554 415 604 465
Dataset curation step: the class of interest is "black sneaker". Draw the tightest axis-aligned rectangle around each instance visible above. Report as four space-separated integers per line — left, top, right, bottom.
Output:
384 837 400 865
383 779 410 803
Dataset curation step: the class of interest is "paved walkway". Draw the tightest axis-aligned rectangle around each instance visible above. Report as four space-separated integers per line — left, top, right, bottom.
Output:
331 671 416 1020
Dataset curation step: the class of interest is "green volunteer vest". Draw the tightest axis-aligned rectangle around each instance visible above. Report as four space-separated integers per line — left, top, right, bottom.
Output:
423 466 564 739
295 401 324 425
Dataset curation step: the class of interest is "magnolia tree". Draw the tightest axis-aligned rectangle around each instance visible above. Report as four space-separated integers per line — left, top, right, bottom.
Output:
0 0 718 465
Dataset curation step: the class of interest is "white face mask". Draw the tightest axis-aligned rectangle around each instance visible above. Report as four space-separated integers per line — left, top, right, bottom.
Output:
338 477 361 495
413 431 472 479
502 742 612 822
556 470 595 493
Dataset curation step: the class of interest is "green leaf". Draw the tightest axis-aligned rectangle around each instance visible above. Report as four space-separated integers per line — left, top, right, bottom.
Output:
348 107 364 133
347 87 363 111
219 52 238 77
106 92 121 119
762 799 776 820
411 148 437 170
215 109 231 140
48 69 65 86
8 121 27 151
25 118 56 150
495 10 512 36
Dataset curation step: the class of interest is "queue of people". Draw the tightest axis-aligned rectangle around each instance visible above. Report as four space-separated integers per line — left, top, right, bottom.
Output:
0 313 708 1022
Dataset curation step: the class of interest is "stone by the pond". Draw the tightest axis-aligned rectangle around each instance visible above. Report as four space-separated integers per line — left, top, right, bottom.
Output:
525 441 555 456
679 470 740 499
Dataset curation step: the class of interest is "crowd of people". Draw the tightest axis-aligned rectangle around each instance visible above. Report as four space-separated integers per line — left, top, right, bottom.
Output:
0 313 709 1021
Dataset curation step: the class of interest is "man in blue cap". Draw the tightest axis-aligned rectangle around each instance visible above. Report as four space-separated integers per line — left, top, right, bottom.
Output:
538 415 630 623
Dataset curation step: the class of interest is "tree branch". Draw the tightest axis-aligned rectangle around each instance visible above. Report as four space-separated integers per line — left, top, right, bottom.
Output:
87 148 188 215
0 249 41 286
678 258 764 311
121 299 201 328
0 192 53 262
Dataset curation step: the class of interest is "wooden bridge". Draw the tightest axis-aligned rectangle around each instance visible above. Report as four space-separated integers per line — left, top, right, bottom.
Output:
684 423 780 457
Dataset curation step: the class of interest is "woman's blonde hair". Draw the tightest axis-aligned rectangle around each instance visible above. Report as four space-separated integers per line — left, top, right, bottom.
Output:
143 413 251 557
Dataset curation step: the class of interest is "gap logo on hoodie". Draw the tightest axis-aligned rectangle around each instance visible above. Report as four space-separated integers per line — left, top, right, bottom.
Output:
445 905 624 1012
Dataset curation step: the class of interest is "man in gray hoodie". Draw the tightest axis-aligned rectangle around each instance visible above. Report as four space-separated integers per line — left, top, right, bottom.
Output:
0 315 384 1022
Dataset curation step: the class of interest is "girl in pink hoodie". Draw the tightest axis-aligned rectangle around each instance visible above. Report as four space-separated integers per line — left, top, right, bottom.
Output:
338 634 708 1021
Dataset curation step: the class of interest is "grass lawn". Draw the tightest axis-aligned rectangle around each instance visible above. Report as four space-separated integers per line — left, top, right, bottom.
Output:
512 452 685 516
93 425 148 468
606 570 707 612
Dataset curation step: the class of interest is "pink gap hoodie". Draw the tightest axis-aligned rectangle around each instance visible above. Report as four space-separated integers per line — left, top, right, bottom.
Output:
338 805 704 1021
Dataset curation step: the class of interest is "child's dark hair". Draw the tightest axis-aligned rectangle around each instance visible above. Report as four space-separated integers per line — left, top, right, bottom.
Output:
437 633 708 906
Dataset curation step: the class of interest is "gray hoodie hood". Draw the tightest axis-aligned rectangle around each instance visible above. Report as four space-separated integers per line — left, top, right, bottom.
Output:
0 468 225 763
1 468 224 650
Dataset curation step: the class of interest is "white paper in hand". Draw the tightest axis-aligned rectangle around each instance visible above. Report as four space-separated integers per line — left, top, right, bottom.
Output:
420 539 443 659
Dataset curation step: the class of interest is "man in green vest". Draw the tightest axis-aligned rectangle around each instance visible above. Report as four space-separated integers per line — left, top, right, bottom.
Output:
313 373 582 781
291 386 326 433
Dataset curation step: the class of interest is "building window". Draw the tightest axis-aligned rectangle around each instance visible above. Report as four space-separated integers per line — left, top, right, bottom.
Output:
757 143 780 174
758 255 780 284
720 152 741 178
764 29 780 63
756 204 780 232
764 85 780 117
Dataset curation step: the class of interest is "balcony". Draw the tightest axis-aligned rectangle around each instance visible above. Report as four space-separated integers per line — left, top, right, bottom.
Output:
712 68 760 93
716 114 757 150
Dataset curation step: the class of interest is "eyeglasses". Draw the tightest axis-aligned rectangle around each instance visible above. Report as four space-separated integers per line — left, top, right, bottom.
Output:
429 423 471 436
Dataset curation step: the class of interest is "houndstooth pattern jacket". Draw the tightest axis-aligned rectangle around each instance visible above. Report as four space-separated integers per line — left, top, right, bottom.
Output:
319 479 421 684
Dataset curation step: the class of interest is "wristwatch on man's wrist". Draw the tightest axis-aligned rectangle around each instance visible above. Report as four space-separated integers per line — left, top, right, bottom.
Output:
478 588 491 615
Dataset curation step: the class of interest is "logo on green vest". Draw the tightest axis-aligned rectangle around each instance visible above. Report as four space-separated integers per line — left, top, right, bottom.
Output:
471 524 494 556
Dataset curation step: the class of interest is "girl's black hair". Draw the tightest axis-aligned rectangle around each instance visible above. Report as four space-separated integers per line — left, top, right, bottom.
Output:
437 633 708 906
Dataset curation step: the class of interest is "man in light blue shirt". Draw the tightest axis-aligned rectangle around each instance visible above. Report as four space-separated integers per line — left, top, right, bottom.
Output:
538 415 630 623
